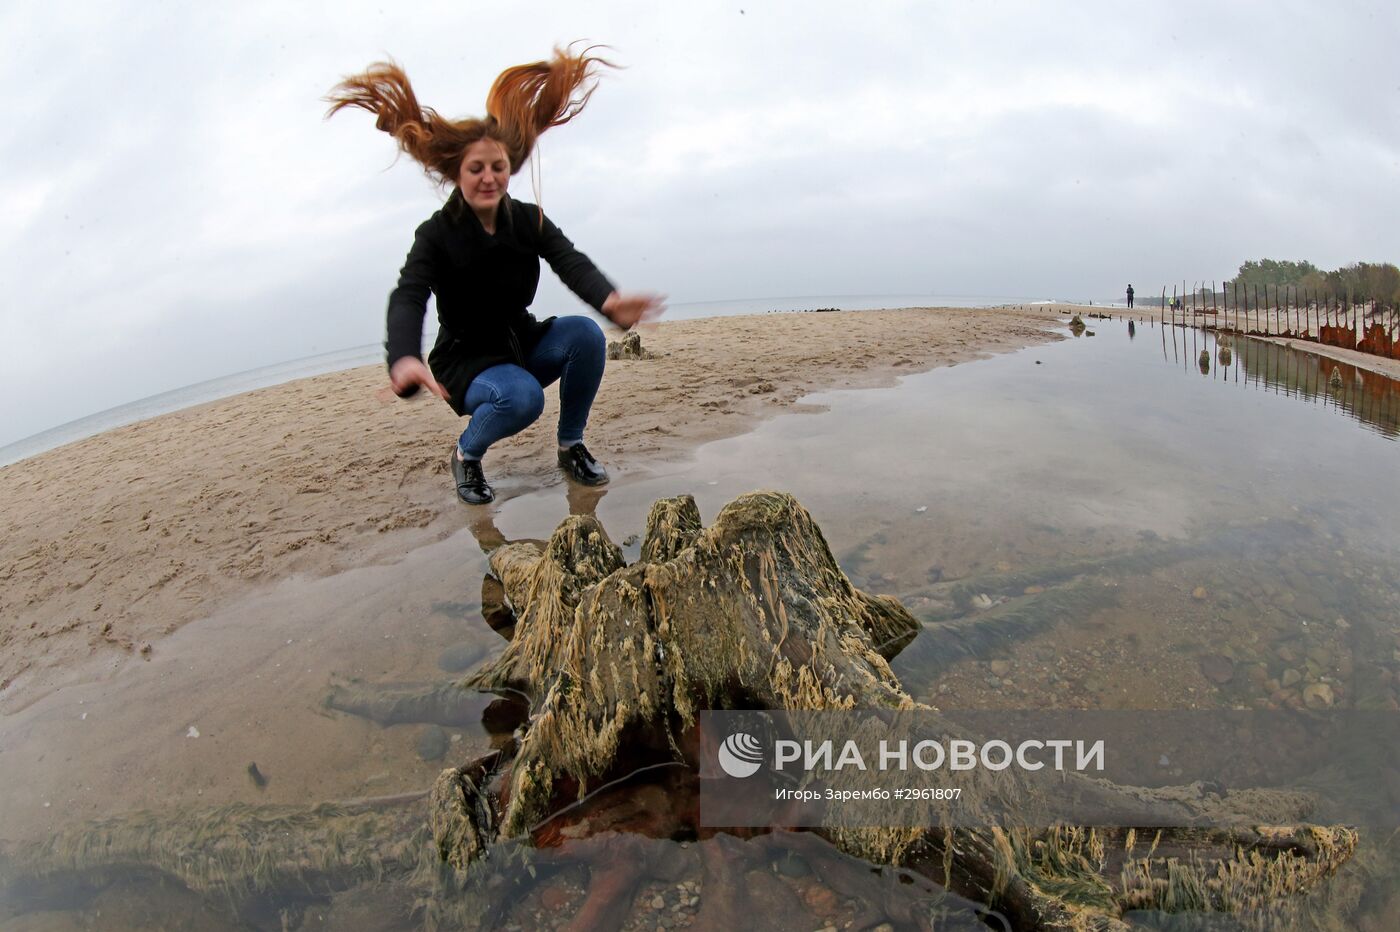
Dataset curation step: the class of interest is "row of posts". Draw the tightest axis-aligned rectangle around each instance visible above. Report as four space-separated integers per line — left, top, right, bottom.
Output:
1157 281 1400 359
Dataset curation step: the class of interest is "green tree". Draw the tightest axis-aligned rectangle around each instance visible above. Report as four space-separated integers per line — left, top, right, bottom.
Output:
1232 258 1400 306
1351 262 1400 304
1235 259 1321 287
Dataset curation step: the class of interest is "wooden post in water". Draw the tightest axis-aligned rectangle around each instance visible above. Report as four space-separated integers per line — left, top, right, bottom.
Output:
1170 287 1179 362
1160 289 1168 359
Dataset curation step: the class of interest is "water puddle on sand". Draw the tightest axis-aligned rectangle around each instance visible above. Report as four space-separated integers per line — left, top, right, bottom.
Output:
3 318 1399 928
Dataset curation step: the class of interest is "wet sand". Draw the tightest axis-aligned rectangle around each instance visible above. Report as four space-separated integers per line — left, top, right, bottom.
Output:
0 306 1062 709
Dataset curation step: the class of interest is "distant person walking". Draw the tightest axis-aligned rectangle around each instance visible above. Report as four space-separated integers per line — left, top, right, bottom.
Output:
327 46 664 505
1126 284 1135 309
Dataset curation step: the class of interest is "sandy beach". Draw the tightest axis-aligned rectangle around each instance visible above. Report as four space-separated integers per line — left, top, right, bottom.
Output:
0 305 1070 707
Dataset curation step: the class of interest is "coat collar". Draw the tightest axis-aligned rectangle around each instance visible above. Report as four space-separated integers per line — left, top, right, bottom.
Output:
444 189 516 245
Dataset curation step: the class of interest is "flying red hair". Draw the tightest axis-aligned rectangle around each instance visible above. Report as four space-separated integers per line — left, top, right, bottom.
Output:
325 44 614 185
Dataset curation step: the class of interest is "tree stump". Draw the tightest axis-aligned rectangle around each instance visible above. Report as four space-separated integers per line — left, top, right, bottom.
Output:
605 330 656 360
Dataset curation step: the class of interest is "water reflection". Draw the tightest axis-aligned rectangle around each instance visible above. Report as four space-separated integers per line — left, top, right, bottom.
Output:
1162 324 1400 439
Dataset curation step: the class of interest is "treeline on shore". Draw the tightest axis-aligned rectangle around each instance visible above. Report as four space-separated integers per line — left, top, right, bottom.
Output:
1136 259 1400 309
1234 259 1399 306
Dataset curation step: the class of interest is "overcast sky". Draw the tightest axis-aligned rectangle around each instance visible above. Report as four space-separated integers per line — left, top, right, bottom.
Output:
2 0 1397 445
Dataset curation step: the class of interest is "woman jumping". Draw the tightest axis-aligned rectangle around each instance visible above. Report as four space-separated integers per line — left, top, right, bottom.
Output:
326 46 663 504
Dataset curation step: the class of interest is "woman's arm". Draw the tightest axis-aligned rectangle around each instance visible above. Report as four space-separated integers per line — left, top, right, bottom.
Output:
601 291 666 328
385 220 448 399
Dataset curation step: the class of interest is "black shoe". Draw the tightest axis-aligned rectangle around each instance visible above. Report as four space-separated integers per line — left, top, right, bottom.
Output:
557 442 609 486
451 450 494 504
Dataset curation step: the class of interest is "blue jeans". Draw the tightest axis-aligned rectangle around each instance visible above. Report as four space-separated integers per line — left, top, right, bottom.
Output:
458 316 606 460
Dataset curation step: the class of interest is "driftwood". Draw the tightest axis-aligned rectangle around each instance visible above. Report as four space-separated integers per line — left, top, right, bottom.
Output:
0 493 1357 930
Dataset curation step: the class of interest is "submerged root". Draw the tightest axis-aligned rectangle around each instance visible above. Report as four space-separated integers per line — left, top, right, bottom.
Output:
325 679 495 727
1 795 430 917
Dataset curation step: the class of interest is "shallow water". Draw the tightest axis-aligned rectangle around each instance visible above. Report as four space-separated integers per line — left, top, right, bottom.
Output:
3 318 1399 929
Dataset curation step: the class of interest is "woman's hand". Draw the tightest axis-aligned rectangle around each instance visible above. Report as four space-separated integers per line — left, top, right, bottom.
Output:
388 356 449 400
603 291 667 329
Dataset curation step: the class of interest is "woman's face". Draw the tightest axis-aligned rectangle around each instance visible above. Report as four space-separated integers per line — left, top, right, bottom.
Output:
458 138 510 216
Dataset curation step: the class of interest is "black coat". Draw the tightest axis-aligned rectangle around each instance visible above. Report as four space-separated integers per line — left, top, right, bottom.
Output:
386 190 615 414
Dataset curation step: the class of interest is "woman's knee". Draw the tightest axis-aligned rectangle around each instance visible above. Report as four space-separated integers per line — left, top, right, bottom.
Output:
496 378 545 427
554 315 606 356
